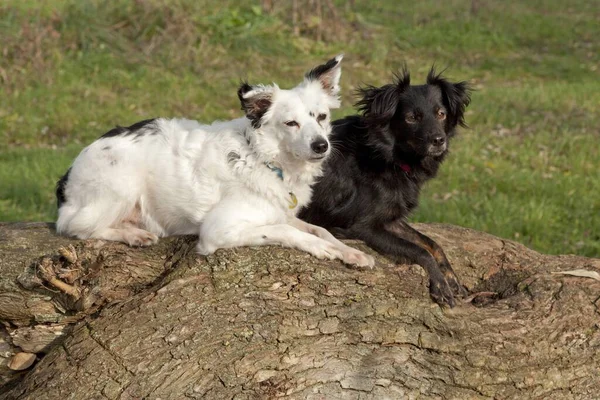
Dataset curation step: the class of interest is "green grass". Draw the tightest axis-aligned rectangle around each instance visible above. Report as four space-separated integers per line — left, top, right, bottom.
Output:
1 0 599 257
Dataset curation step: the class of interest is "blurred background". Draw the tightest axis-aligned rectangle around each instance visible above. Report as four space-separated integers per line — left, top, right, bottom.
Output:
0 0 598 257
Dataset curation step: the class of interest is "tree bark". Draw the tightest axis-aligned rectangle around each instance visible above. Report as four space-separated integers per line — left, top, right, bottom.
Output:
1 222 599 399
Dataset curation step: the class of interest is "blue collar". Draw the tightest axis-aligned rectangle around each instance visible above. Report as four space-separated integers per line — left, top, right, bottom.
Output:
264 161 298 209
265 162 284 180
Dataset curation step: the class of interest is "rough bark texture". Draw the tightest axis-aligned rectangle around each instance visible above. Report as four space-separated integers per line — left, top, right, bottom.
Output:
1 222 599 399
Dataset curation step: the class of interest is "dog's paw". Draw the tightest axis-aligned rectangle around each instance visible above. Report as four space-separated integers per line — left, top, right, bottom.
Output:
429 277 456 308
446 273 468 298
304 240 344 261
124 229 159 247
342 249 375 268
439 262 468 298
445 271 469 297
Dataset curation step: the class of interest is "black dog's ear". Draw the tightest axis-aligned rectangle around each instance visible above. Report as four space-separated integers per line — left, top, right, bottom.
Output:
238 82 277 128
355 84 397 127
304 54 343 104
355 66 411 126
354 67 411 161
427 67 472 128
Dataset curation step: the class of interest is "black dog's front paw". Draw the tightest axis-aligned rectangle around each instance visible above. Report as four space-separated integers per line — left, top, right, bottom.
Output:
441 264 468 298
428 275 456 308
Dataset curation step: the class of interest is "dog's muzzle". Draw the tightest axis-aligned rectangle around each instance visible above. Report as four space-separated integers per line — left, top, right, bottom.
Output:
427 144 447 156
427 135 446 156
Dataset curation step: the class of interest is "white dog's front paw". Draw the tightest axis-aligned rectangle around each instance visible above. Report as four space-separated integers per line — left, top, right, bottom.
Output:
342 248 375 268
304 240 344 261
123 229 159 247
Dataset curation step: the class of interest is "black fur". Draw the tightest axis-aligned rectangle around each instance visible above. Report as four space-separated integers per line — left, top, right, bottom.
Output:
304 56 340 81
56 167 71 208
238 82 272 129
227 151 241 164
100 118 157 139
304 55 341 95
300 67 472 307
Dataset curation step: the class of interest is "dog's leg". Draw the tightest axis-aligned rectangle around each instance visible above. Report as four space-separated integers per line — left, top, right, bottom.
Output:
59 202 158 247
197 223 375 266
290 218 374 268
90 227 159 247
339 225 457 307
386 221 467 297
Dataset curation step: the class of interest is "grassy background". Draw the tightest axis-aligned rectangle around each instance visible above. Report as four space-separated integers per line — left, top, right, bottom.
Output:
1 0 598 257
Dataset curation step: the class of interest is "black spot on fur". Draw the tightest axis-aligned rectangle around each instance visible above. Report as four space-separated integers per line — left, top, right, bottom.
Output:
56 167 71 208
110 160 117 166
101 126 128 138
100 118 157 139
227 151 241 164
238 82 272 129
102 146 111 151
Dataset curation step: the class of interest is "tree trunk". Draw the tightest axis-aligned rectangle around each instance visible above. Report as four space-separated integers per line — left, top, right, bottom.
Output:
1 222 599 399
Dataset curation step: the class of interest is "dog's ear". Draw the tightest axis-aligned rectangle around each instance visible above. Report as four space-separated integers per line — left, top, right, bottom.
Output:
304 54 343 106
238 82 277 128
355 67 410 126
353 68 411 161
355 84 397 127
427 67 472 128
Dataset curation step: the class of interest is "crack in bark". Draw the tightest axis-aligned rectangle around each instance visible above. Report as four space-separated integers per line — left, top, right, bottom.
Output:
84 323 135 377
548 281 565 315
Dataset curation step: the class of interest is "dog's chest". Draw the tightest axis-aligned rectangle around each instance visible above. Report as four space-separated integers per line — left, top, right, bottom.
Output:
402 173 423 210
227 156 312 217
375 172 422 218
265 175 313 216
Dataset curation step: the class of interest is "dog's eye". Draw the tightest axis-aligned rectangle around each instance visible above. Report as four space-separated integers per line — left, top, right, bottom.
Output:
437 110 446 120
285 120 299 128
317 113 327 122
405 114 417 124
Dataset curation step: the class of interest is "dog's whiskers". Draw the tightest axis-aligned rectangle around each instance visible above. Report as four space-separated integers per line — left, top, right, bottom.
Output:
327 141 347 161
330 148 345 161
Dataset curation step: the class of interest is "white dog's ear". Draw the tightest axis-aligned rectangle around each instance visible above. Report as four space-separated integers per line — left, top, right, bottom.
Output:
304 54 343 98
238 82 277 128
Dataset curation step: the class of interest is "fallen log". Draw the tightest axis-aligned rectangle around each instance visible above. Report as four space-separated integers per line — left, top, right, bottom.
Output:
0 222 599 399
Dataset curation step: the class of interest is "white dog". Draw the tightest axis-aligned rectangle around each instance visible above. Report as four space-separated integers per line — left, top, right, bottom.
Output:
56 55 374 267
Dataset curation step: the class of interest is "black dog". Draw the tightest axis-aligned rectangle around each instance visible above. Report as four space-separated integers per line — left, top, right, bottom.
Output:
299 67 472 307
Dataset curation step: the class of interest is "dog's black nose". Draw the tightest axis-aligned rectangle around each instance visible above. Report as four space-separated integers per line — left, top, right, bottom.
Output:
311 138 329 154
432 136 446 147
